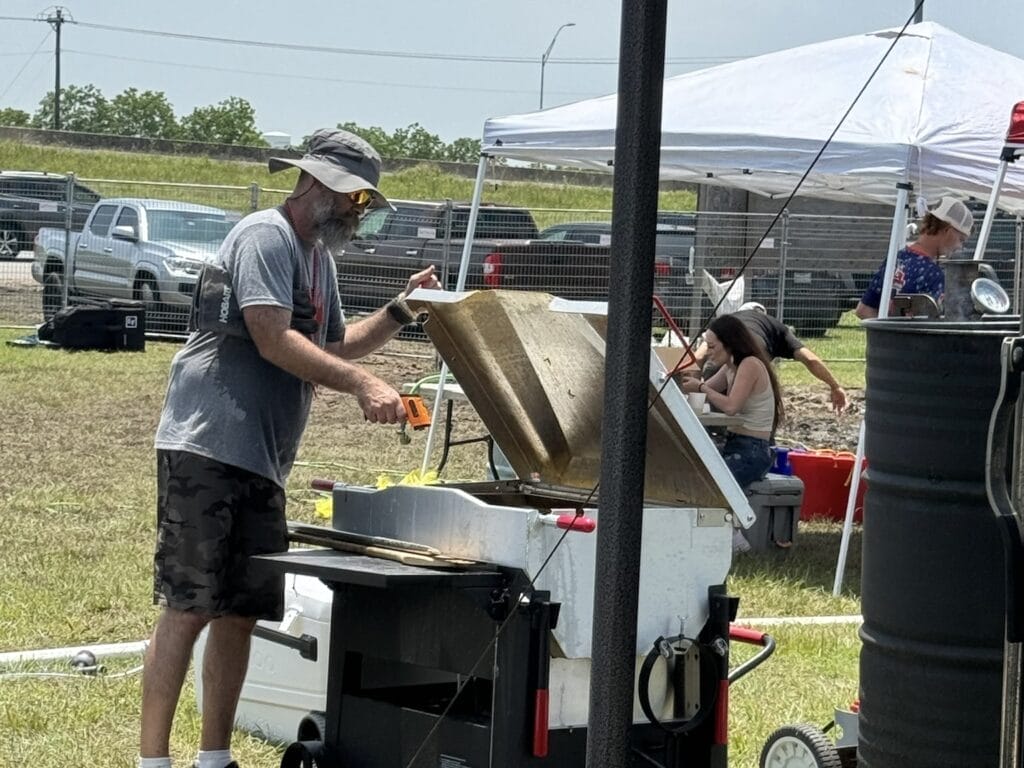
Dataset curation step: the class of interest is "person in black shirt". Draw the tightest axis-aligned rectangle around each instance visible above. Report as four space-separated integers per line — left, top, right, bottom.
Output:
694 302 848 414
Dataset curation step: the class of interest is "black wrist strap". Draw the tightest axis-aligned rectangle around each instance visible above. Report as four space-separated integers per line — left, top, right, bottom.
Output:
386 298 417 326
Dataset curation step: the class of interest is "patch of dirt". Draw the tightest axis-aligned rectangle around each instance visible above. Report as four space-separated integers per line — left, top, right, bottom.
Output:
775 385 865 453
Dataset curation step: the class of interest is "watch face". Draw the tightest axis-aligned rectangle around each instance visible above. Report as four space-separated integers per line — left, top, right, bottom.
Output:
970 277 1011 315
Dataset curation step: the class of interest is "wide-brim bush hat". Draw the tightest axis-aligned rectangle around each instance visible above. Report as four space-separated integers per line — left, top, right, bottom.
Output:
269 128 392 210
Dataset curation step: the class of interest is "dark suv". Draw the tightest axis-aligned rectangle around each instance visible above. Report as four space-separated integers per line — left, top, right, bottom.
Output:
0 171 101 259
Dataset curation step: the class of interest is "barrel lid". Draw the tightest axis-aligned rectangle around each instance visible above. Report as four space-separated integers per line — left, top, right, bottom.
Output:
406 289 751 515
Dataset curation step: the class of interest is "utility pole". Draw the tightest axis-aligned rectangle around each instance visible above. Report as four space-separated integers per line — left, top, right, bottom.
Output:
913 1 923 23
44 7 70 130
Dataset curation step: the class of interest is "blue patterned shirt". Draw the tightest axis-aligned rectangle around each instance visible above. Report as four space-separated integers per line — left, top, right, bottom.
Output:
860 246 944 310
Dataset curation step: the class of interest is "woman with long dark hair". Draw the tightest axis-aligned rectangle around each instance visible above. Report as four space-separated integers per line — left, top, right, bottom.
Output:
682 314 784 489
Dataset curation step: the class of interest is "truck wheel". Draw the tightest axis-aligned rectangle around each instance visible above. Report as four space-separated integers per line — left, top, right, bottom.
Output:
135 277 162 330
0 223 23 260
760 723 842 768
42 270 65 320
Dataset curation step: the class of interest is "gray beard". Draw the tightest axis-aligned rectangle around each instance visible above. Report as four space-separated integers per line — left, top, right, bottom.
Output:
310 197 359 253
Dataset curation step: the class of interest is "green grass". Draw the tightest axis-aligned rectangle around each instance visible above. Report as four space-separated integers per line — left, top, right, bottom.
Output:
0 141 697 215
778 311 867 390
0 328 861 767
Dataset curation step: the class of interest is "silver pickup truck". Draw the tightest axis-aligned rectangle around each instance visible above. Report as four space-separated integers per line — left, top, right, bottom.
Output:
32 197 236 330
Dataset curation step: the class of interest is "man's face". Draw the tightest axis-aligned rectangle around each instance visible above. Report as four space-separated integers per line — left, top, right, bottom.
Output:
938 225 969 257
309 185 367 252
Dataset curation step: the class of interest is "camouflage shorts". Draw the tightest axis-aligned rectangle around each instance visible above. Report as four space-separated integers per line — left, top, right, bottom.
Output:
154 450 286 620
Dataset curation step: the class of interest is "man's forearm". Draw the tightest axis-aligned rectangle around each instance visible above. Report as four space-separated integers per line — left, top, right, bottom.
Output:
802 356 842 392
338 306 403 359
263 327 380 392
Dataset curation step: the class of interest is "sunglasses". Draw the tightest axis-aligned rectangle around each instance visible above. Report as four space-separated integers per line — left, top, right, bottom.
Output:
346 189 373 207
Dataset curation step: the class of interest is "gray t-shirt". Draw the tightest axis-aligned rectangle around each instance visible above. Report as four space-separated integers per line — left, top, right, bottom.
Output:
155 207 344 487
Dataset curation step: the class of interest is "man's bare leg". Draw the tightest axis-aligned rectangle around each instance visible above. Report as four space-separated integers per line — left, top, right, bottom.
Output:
199 614 257 750
140 607 211 757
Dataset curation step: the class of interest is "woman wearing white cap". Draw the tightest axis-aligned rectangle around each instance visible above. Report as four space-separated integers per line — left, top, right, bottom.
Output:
855 196 973 319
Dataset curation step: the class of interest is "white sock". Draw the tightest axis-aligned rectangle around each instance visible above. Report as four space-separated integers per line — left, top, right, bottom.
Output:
195 749 233 768
139 758 172 768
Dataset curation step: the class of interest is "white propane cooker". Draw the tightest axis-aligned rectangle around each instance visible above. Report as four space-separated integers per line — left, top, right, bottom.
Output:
215 290 756 755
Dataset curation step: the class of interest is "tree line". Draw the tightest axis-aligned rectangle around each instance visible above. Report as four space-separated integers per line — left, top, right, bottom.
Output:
0 84 482 162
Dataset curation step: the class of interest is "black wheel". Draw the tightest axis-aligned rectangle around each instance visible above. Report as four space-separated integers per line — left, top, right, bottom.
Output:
760 723 842 768
42 270 65 320
296 710 327 742
135 276 162 330
0 223 23 259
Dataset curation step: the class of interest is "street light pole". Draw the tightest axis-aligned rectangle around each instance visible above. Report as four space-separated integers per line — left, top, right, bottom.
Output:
539 22 576 110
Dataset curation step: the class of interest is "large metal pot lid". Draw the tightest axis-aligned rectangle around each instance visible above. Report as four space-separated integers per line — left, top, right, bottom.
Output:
406 289 751 514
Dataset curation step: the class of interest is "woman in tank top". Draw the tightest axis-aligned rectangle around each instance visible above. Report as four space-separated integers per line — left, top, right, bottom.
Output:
682 314 784 489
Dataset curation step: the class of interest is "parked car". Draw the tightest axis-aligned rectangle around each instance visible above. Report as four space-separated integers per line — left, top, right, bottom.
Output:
536 220 697 321
32 197 235 331
0 171 101 259
336 200 542 313
338 203 697 326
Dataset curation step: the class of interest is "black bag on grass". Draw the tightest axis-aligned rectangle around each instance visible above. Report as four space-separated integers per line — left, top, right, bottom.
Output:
38 300 146 351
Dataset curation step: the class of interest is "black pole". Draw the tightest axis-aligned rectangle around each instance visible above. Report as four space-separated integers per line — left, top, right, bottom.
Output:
585 1 667 767
913 1 923 23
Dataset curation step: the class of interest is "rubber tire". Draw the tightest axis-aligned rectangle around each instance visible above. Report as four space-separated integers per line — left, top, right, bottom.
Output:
760 723 843 768
42 270 65 321
0 223 23 260
135 277 161 331
296 710 327 742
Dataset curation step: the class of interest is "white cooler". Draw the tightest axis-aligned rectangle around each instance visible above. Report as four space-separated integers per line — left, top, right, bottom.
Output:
193 572 332 744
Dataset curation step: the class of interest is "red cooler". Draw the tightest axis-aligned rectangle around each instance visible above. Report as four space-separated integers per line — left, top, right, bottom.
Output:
787 449 867 523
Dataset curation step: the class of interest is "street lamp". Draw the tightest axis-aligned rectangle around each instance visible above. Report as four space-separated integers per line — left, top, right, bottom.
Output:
539 22 575 110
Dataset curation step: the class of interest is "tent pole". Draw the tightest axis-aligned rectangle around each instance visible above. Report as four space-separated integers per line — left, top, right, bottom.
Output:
878 181 912 321
833 419 866 595
832 181 911 595
586 1 668 766
419 154 490 476
974 161 1009 261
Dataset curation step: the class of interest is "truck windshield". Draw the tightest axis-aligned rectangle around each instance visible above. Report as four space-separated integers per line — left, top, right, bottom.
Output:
148 211 233 245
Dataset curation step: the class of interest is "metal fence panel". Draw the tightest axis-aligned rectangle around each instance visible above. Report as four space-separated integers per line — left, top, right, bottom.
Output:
2 179 1020 364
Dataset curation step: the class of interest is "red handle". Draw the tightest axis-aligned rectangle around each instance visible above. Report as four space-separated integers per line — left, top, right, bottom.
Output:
556 514 596 532
311 478 336 492
532 689 549 757
540 513 597 533
729 625 769 645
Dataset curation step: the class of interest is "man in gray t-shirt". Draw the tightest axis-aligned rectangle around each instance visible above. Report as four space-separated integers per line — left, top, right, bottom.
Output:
140 129 439 768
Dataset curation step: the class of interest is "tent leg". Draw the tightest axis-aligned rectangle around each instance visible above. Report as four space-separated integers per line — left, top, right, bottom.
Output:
878 181 912 320
419 154 490 476
833 179 910 594
833 419 866 596
973 160 1009 261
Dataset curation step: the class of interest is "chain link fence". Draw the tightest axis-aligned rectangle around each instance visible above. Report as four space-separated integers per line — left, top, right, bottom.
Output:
2 173 1020 361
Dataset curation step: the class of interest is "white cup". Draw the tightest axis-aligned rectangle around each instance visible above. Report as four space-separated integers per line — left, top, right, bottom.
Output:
687 392 707 412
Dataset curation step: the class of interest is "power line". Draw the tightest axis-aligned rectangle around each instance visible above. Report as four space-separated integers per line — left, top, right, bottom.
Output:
0 30 52 103
62 48 602 99
71 19 743 66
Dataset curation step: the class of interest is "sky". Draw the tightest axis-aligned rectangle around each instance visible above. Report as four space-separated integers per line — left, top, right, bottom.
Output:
2 1 1023 145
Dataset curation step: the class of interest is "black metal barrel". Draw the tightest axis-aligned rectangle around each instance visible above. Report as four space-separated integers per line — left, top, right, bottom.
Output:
859 319 1015 768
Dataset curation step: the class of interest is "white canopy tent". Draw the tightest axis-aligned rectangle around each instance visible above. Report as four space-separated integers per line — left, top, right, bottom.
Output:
430 23 1024 591
481 21 1024 212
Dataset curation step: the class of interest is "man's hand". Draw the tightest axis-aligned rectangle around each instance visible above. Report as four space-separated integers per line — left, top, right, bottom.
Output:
404 265 442 297
830 385 849 415
355 373 405 424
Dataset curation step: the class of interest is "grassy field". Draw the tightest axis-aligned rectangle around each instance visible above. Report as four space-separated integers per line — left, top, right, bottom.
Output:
0 140 697 216
0 325 863 768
